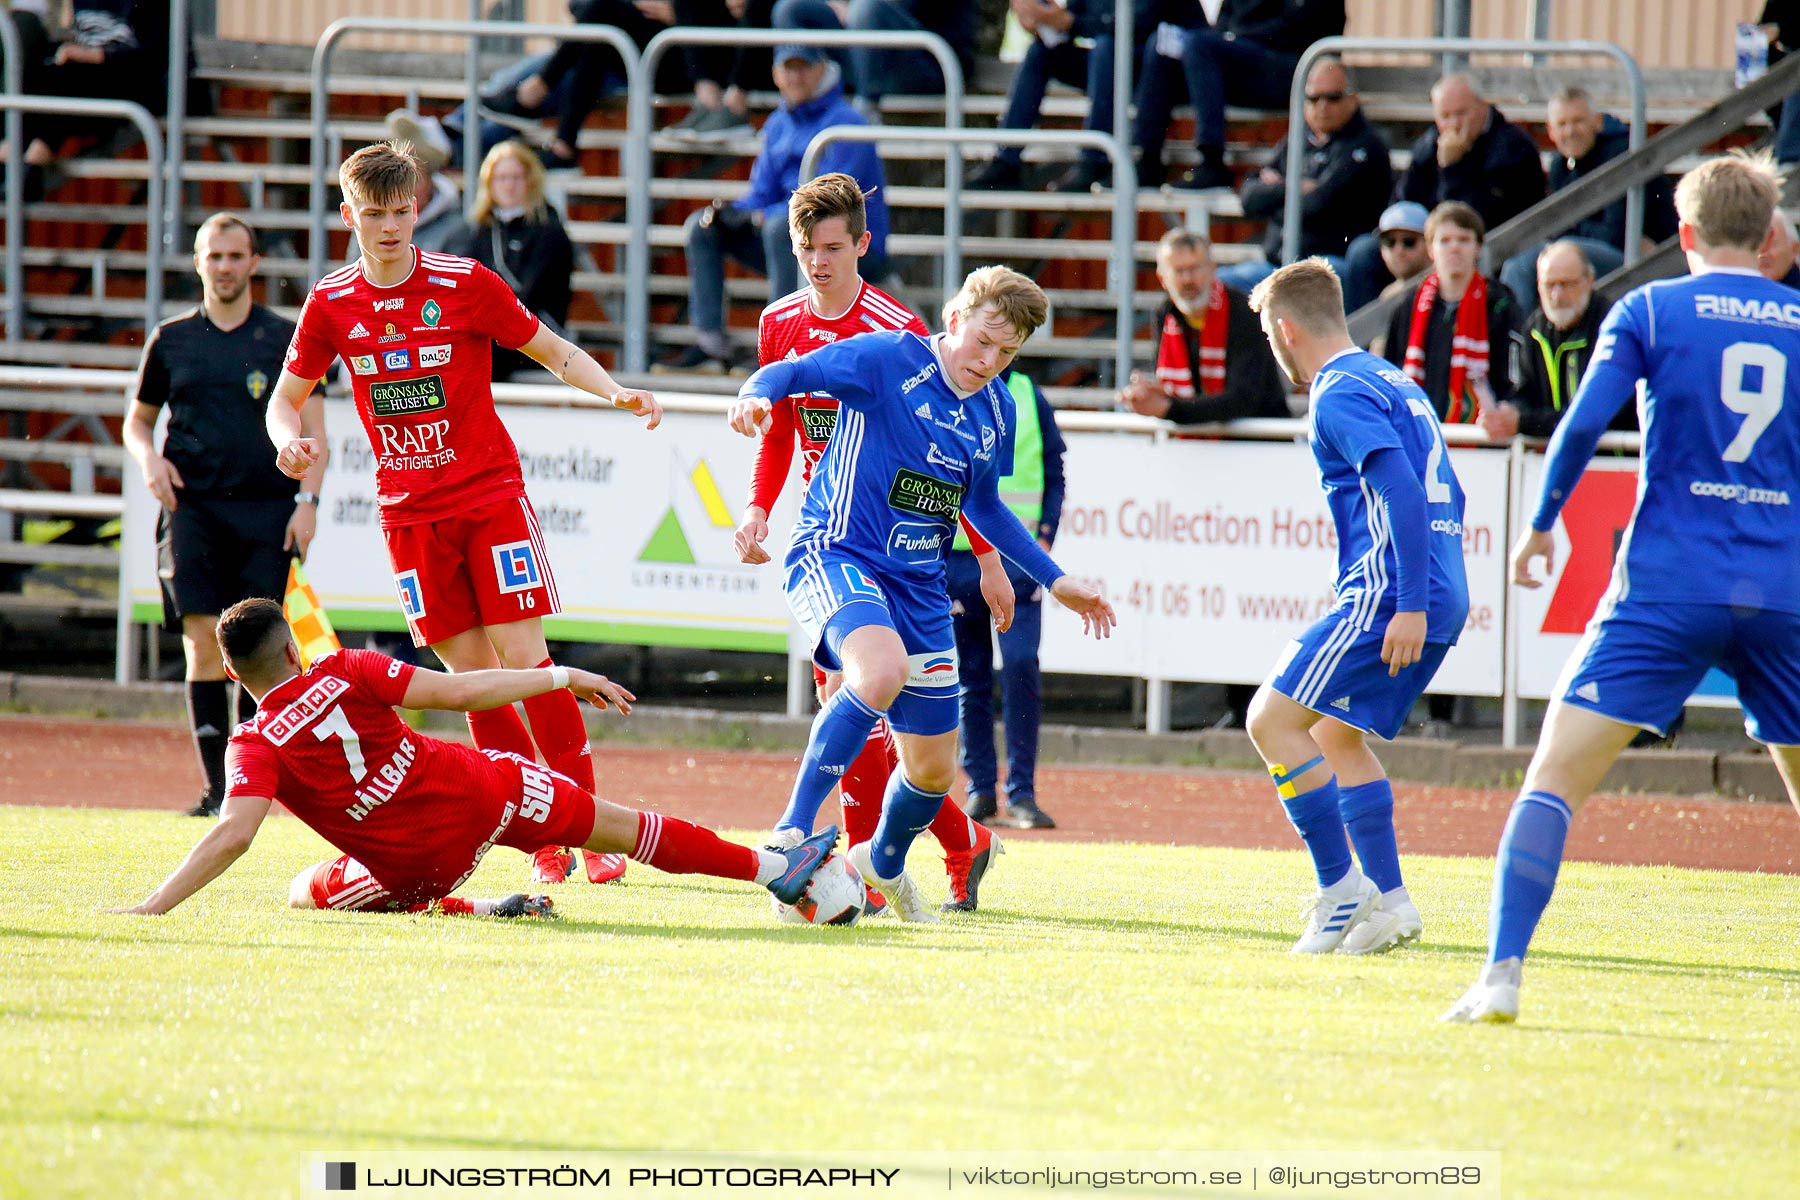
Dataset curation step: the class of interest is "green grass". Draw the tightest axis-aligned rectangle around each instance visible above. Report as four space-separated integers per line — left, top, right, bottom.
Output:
3 804 1797 1199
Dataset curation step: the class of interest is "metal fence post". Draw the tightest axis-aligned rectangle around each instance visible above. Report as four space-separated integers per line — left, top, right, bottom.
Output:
0 9 23 343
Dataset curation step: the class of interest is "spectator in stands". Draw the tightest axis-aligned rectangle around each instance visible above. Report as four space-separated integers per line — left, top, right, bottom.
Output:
1221 56 1390 292
769 0 976 113
1497 86 1679 304
1381 201 1520 427
1120 228 1288 423
1760 2 1800 166
1343 75 1545 310
1487 240 1630 443
666 0 774 141
387 56 564 173
512 0 678 170
1133 0 1347 191
948 362 1067 833
661 45 888 373
449 142 576 382
1363 201 1431 357
123 214 328 818
967 0 1134 194
1760 209 1800 288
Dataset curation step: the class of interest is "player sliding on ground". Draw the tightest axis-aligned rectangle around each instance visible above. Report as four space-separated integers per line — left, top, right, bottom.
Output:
728 266 1116 922
1444 151 1800 1024
107 599 839 918
1244 259 1470 955
269 141 660 888
734 174 1006 914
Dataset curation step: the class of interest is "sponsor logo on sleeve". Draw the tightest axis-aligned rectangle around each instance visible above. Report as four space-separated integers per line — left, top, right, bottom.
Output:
427 275 459 288
382 349 412 372
349 355 377 376
368 374 447 416
905 650 960 689
886 468 965 523
326 286 354 300
418 344 452 369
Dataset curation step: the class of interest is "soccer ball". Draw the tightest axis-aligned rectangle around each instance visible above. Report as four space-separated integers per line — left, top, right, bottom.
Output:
771 852 864 926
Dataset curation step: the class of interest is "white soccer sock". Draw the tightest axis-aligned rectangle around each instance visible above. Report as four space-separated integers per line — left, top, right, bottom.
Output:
1381 885 1412 908
751 849 786 887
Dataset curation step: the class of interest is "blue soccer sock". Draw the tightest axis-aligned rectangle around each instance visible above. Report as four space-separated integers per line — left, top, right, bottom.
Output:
868 768 945 879
1488 790 1574 965
1338 778 1403 893
774 686 886 833
1274 762 1354 889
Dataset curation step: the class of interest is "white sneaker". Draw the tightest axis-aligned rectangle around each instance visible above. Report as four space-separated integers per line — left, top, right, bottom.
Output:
1291 873 1378 954
848 841 939 924
762 826 805 852
1441 957 1523 1024
1338 895 1423 955
384 110 452 170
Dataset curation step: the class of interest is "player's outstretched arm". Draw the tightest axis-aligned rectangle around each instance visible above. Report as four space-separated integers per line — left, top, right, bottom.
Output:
268 370 324 480
519 323 661 429
1049 575 1117 639
402 664 636 715
108 794 274 915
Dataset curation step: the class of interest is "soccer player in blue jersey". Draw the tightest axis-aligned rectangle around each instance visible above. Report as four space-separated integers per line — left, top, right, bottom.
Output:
1445 152 1800 1024
1245 258 1471 955
727 266 1116 921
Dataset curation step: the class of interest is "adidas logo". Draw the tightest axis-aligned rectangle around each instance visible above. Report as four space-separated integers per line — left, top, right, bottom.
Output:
1574 682 1600 703
822 764 846 776
915 401 931 419
1329 696 1351 712
348 322 369 338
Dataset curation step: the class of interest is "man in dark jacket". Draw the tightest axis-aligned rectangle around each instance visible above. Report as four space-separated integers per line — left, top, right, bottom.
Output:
1497 86 1679 302
1488 241 1633 441
1134 0 1347 190
1118 229 1288 423
1221 56 1390 292
1343 74 1545 310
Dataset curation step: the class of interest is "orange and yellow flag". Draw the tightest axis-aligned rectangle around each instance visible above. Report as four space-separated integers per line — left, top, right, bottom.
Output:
284 557 341 669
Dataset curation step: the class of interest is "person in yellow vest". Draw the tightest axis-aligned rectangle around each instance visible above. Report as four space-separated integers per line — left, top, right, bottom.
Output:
946 364 1067 835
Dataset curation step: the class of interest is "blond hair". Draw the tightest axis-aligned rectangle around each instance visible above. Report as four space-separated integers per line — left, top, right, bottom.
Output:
788 172 870 242
340 141 421 207
471 140 550 227
1425 200 1485 245
1676 150 1783 253
943 265 1048 341
193 211 259 255
1248 257 1347 337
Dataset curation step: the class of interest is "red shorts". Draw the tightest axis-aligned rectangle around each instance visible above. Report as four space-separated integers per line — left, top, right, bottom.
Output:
383 495 561 647
487 751 598 854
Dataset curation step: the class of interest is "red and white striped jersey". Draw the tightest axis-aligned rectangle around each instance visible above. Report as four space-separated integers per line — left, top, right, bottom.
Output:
285 248 540 529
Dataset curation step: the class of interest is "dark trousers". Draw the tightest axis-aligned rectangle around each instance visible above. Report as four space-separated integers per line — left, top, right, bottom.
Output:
771 0 953 101
997 35 1120 167
541 0 676 148
947 550 1046 806
1132 26 1297 179
672 0 776 92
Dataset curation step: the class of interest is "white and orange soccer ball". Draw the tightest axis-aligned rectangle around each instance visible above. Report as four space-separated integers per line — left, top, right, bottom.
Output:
770 852 864 926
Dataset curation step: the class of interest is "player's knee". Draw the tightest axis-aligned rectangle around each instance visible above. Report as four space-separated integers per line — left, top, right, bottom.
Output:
582 799 639 854
1244 686 1288 749
287 866 323 909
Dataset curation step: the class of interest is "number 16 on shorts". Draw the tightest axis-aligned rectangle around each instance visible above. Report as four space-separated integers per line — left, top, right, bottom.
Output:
493 540 542 610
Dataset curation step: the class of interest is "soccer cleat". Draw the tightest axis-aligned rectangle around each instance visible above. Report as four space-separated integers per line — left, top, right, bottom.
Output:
1007 799 1056 830
581 851 628 885
183 793 220 818
862 885 891 919
491 893 556 919
848 840 939 924
1441 957 1523 1024
942 824 1004 913
1291 874 1378 954
530 846 574 885
767 824 840 906
1337 896 1423 955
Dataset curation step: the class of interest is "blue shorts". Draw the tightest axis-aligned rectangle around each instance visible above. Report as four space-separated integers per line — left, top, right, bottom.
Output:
1266 610 1452 741
784 548 959 737
1556 600 1800 744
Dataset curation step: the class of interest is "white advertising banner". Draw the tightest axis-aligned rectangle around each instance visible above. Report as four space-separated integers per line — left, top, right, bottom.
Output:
1038 436 1510 695
124 398 801 653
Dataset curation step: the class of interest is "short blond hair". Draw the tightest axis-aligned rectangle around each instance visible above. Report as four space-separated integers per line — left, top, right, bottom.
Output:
1676 150 1783 253
1248 257 1347 337
788 172 870 242
944 265 1048 341
340 141 421 208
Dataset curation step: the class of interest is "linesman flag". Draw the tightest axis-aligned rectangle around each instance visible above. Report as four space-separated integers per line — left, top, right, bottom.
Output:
285 557 341 669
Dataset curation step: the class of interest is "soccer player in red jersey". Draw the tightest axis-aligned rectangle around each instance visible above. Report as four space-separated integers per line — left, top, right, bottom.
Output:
733 174 1005 913
266 142 660 887
108 599 839 917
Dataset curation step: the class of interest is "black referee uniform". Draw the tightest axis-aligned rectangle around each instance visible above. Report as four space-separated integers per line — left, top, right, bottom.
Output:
134 303 308 626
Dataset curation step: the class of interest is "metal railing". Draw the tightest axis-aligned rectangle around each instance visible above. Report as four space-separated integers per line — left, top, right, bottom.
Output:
308 18 644 292
1283 37 1647 269
634 26 965 373
164 0 188 262
0 7 23 342
801 126 1137 387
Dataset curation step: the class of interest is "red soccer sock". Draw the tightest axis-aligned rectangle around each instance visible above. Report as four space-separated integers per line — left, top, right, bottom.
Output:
434 897 476 915
839 722 896 848
929 797 976 854
467 704 536 761
631 810 758 881
523 657 595 791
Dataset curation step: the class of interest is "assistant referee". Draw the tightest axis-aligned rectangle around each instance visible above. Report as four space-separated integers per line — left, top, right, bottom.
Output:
124 213 329 817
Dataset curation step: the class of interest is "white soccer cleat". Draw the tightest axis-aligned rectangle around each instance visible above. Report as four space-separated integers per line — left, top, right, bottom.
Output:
1441 957 1523 1024
1291 874 1378 954
848 841 939 924
761 825 806 852
1338 896 1423 955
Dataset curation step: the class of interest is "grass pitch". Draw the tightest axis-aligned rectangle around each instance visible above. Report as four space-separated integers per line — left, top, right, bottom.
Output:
2 803 1796 1199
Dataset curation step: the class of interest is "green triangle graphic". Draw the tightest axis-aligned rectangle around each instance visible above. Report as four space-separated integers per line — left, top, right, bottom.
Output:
639 507 696 564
